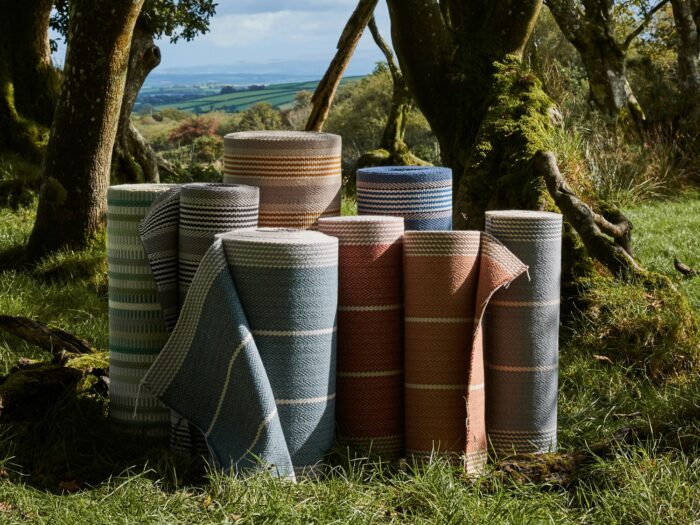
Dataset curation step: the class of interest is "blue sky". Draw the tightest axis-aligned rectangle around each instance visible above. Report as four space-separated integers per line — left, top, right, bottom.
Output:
54 1 392 76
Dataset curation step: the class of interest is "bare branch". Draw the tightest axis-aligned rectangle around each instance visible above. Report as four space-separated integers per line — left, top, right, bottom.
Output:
534 151 642 277
305 0 378 132
368 17 401 81
623 0 671 49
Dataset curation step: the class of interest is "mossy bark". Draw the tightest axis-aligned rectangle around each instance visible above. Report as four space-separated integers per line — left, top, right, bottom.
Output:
0 0 60 158
25 0 145 259
671 0 700 120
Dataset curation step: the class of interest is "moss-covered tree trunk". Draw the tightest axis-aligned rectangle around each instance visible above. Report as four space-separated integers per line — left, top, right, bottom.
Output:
112 22 162 184
25 0 145 259
387 0 548 226
0 0 60 157
545 0 662 126
671 0 700 119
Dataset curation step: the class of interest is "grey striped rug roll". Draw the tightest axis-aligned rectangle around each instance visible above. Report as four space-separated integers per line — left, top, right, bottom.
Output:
222 228 338 474
484 211 563 455
223 131 342 229
139 183 259 455
107 184 176 441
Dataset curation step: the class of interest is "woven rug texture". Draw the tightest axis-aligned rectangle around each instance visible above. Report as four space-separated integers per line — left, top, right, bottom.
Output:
318 216 404 459
403 230 527 473
139 183 259 455
107 184 176 442
356 166 453 231
485 211 563 455
223 131 342 229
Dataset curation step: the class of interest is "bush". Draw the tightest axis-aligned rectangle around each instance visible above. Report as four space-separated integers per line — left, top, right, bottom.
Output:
167 116 219 145
191 135 223 164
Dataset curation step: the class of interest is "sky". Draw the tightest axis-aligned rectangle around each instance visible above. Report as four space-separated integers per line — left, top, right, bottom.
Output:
53 1 392 78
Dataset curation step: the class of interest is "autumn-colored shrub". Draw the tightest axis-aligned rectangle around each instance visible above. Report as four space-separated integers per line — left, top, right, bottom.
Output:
167 116 219 145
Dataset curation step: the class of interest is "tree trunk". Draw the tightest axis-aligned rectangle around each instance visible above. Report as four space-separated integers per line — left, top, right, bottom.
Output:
671 0 700 118
357 17 429 168
387 1 545 224
546 0 647 126
112 22 162 184
0 0 60 157
25 0 145 259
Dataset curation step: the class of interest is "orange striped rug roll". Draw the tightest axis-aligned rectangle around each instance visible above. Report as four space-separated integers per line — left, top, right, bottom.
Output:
223 131 342 229
403 231 527 473
318 216 404 460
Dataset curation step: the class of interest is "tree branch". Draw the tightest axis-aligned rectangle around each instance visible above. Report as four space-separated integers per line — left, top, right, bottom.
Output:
305 0 378 132
623 0 671 49
368 17 401 82
534 151 642 277
0 315 94 359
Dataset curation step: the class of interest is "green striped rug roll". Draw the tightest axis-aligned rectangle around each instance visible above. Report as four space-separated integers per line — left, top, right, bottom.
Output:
107 184 176 441
484 211 563 455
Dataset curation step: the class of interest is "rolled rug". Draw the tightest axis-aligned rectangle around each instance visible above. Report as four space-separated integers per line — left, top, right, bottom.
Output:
142 238 294 478
484 211 563 455
222 228 338 474
223 131 342 229
318 216 404 460
139 183 260 455
403 231 527 473
356 166 453 231
107 183 176 442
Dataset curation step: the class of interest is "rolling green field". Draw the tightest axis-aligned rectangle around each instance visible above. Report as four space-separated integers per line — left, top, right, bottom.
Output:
155 78 361 113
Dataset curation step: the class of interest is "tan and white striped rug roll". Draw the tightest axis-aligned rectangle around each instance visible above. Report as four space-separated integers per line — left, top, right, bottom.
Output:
223 131 342 229
404 231 527 473
318 216 404 460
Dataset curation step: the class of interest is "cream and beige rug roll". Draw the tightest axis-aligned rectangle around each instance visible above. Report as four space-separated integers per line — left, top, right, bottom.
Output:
223 131 342 229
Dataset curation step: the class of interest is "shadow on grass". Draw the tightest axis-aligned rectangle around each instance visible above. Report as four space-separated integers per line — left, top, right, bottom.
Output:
0 388 208 493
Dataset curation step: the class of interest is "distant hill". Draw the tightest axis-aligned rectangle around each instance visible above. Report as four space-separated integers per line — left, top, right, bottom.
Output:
153 77 362 114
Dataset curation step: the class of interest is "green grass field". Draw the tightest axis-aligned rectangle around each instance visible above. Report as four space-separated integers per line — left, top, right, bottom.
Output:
155 78 361 113
0 194 698 523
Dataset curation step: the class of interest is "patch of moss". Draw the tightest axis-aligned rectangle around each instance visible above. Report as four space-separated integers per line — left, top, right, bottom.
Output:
570 274 700 379
456 57 556 228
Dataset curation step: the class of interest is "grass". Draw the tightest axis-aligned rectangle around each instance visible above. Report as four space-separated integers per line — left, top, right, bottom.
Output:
0 194 698 523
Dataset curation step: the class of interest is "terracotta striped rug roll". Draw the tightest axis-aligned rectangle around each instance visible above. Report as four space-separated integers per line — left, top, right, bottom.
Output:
318 216 404 460
484 211 562 456
107 183 176 442
222 229 339 475
403 231 527 473
223 131 342 229
139 183 259 455
356 166 453 230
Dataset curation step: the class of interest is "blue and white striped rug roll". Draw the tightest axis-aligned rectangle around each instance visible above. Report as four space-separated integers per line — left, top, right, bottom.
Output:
107 184 176 442
221 228 338 474
356 166 453 230
484 211 563 455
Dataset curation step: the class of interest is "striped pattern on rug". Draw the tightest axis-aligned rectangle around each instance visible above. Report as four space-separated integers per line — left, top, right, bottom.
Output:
318 216 404 460
485 211 563 456
222 228 338 475
142 238 294 478
139 183 260 456
107 184 176 442
403 231 527 473
356 166 453 231
223 131 342 230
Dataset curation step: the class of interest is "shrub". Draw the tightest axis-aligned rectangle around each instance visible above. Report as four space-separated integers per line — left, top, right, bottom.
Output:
167 116 219 145
191 135 223 164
